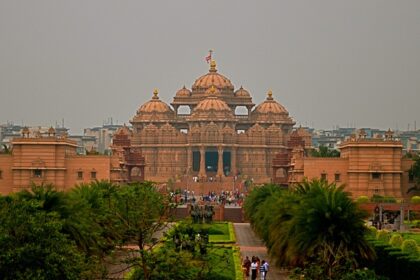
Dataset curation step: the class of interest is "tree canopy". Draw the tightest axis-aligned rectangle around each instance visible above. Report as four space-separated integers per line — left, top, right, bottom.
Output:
310 145 341 157
0 181 173 279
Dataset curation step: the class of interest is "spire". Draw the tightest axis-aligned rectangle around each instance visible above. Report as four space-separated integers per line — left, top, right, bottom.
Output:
209 60 217 73
152 88 159 99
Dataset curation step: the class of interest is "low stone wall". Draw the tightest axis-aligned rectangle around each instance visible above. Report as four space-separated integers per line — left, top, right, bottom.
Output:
170 204 245 222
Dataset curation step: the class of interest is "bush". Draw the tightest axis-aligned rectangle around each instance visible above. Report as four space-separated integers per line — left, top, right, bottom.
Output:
389 234 404 248
368 241 420 280
411 196 420 204
339 268 384 280
376 230 391 243
371 195 397 203
401 239 419 258
356 196 369 203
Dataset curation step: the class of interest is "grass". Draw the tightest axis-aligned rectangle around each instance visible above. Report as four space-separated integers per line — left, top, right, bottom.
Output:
205 222 236 243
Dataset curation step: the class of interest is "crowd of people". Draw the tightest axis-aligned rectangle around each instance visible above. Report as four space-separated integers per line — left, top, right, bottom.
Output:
242 256 269 280
169 189 246 206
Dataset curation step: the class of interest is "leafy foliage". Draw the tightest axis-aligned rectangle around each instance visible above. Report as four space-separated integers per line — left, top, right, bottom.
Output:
0 196 87 279
389 234 404 248
411 196 420 204
310 145 341 157
401 239 419 257
244 179 375 279
0 181 174 279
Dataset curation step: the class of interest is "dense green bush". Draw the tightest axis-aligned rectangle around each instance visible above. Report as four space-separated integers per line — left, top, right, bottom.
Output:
389 234 404 248
411 196 420 204
356 196 370 203
376 230 391 243
367 241 420 280
401 239 419 257
371 195 397 203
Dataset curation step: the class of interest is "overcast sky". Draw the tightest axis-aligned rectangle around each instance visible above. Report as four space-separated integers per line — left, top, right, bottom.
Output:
1 0 419 134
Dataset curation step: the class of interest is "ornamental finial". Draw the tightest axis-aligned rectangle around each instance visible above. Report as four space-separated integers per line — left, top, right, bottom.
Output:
267 90 273 100
209 60 217 72
152 88 159 99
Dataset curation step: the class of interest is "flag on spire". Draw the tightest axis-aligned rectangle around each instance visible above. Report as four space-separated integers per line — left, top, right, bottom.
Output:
205 50 213 63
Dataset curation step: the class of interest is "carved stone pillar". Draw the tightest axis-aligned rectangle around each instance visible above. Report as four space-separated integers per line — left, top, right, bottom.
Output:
231 147 237 176
247 106 253 118
217 146 224 177
199 146 206 178
173 105 178 117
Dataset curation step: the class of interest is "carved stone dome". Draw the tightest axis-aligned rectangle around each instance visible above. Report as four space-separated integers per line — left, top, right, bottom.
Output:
194 87 231 112
254 90 288 115
138 89 174 114
235 86 250 97
189 86 234 121
175 86 191 97
192 60 234 91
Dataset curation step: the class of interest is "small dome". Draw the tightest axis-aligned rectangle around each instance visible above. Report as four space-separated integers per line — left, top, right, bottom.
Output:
235 86 250 97
175 86 191 97
254 90 288 115
138 89 174 114
192 60 234 90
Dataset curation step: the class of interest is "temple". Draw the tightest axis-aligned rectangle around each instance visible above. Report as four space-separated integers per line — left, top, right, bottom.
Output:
129 60 295 185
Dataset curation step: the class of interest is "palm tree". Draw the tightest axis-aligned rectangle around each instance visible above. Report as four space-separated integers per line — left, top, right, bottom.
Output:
269 179 375 278
15 183 68 214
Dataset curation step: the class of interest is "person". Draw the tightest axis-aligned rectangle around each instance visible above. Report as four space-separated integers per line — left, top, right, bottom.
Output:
250 257 258 280
263 260 269 279
242 256 251 277
259 260 266 279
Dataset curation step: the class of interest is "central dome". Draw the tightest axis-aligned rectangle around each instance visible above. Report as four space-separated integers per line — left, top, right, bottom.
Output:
188 86 235 121
192 60 234 91
194 87 231 112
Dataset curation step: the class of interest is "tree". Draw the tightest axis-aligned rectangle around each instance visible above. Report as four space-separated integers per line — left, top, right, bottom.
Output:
0 196 87 279
408 154 420 193
310 145 340 158
244 180 376 279
117 181 173 280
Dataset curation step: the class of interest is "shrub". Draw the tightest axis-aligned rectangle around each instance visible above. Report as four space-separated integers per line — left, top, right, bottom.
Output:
401 239 419 258
356 196 369 203
371 195 397 203
367 226 377 238
376 230 391 243
411 196 420 204
389 234 404 248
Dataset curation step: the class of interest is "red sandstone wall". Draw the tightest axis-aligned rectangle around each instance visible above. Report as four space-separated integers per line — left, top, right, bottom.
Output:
65 156 112 190
11 142 71 191
302 158 349 185
0 155 13 194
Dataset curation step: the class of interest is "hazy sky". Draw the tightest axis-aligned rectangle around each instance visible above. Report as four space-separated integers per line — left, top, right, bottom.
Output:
1 0 419 134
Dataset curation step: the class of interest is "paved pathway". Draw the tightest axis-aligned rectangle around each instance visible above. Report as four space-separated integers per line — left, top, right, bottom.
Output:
234 223 289 280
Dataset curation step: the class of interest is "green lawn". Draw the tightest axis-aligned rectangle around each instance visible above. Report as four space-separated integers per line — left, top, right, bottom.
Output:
193 222 234 242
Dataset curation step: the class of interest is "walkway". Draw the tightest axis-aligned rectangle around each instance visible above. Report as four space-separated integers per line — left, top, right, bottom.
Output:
234 223 289 280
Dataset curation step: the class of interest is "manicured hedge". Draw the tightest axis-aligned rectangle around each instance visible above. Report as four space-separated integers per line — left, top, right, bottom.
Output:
366 240 420 280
